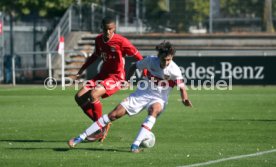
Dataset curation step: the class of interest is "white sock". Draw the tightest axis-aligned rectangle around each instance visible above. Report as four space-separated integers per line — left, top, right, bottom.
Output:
79 114 110 140
133 116 156 146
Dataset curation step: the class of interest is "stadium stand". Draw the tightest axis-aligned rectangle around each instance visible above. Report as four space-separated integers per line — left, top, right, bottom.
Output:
55 32 276 81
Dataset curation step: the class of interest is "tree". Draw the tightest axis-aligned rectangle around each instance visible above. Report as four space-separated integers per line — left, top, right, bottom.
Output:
186 0 209 27
144 0 171 32
219 0 275 32
219 0 263 18
0 0 74 19
263 0 274 32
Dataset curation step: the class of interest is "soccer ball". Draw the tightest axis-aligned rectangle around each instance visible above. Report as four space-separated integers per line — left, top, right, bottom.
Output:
141 131 155 148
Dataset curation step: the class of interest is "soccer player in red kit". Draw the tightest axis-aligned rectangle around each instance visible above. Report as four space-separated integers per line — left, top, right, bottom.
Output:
74 17 144 142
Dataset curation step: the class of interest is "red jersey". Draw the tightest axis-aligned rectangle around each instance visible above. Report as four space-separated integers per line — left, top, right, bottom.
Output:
80 33 143 80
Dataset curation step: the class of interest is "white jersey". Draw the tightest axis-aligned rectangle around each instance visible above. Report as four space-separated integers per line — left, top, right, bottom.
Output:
136 55 183 101
121 55 184 116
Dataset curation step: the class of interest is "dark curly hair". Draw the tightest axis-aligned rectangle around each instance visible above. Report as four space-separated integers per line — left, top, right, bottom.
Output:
155 41 176 57
102 16 115 25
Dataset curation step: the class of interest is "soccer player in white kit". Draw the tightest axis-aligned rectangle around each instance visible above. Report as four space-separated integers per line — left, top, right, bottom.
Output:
68 41 192 152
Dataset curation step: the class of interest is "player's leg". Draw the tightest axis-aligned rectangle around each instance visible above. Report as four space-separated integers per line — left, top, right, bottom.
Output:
92 77 122 141
68 104 127 148
79 84 111 142
89 84 106 121
75 86 95 120
88 79 124 141
86 77 122 122
131 102 163 153
75 79 107 122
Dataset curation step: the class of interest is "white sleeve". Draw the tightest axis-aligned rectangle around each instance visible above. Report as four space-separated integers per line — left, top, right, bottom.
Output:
170 63 185 87
172 63 183 80
136 56 151 70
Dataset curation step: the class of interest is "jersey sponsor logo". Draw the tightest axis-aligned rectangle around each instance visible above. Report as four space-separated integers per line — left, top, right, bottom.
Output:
100 52 116 61
101 52 108 61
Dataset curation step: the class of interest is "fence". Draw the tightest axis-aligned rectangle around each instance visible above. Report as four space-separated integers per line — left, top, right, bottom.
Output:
46 3 146 53
46 6 73 54
65 0 276 33
0 12 4 83
7 50 86 86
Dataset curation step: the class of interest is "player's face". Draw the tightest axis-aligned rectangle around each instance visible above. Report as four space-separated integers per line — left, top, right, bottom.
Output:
102 22 116 39
159 54 173 69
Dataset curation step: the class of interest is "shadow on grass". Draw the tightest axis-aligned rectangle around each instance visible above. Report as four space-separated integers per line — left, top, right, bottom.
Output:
7 147 69 152
7 147 130 153
1 139 130 153
71 147 130 153
214 119 276 122
0 139 65 143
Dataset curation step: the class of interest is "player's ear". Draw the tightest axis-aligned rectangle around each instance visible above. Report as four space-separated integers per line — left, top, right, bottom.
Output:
114 24 117 32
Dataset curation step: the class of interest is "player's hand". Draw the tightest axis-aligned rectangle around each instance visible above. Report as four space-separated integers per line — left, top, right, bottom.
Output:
72 73 81 81
142 69 148 77
121 81 130 89
182 99 192 107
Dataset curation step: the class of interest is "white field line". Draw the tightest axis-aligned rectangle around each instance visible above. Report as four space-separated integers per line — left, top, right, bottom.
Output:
178 149 276 167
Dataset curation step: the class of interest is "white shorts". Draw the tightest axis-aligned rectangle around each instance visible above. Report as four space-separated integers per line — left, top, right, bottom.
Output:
120 90 166 116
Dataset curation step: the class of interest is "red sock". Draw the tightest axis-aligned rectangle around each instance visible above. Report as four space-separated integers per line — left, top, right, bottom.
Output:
91 100 102 121
81 101 96 121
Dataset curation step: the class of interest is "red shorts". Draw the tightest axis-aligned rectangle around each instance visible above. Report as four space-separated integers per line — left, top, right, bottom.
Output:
84 74 124 98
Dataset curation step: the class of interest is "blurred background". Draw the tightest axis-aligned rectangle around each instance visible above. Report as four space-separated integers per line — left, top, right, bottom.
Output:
0 0 275 85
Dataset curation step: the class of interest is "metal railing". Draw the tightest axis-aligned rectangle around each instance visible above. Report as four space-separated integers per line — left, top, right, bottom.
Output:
46 6 72 53
0 12 4 83
89 3 145 34
46 3 146 54
10 50 88 86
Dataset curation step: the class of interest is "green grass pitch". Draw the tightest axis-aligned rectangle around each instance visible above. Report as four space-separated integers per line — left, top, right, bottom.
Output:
0 85 276 167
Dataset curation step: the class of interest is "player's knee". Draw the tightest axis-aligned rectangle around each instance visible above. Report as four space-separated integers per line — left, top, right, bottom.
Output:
108 105 126 121
148 106 162 117
149 110 161 118
74 93 82 106
108 112 118 121
90 91 100 101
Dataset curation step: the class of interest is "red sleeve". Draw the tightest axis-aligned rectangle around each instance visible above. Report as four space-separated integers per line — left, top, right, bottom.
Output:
122 37 143 61
134 51 143 61
121 37 146 75
82 53 98 69
78 52 98 74
133 51 147 76
78 40 99 74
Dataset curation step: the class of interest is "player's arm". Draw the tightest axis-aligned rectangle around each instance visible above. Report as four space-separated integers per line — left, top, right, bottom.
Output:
127 50 147 77
122 38 148 76
122 39 143 60
76 41 99 78
126 56 150 81
177 79 192 107
132 50 143 61
77 52 98 76
126 63 137 81
135 51 147 77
